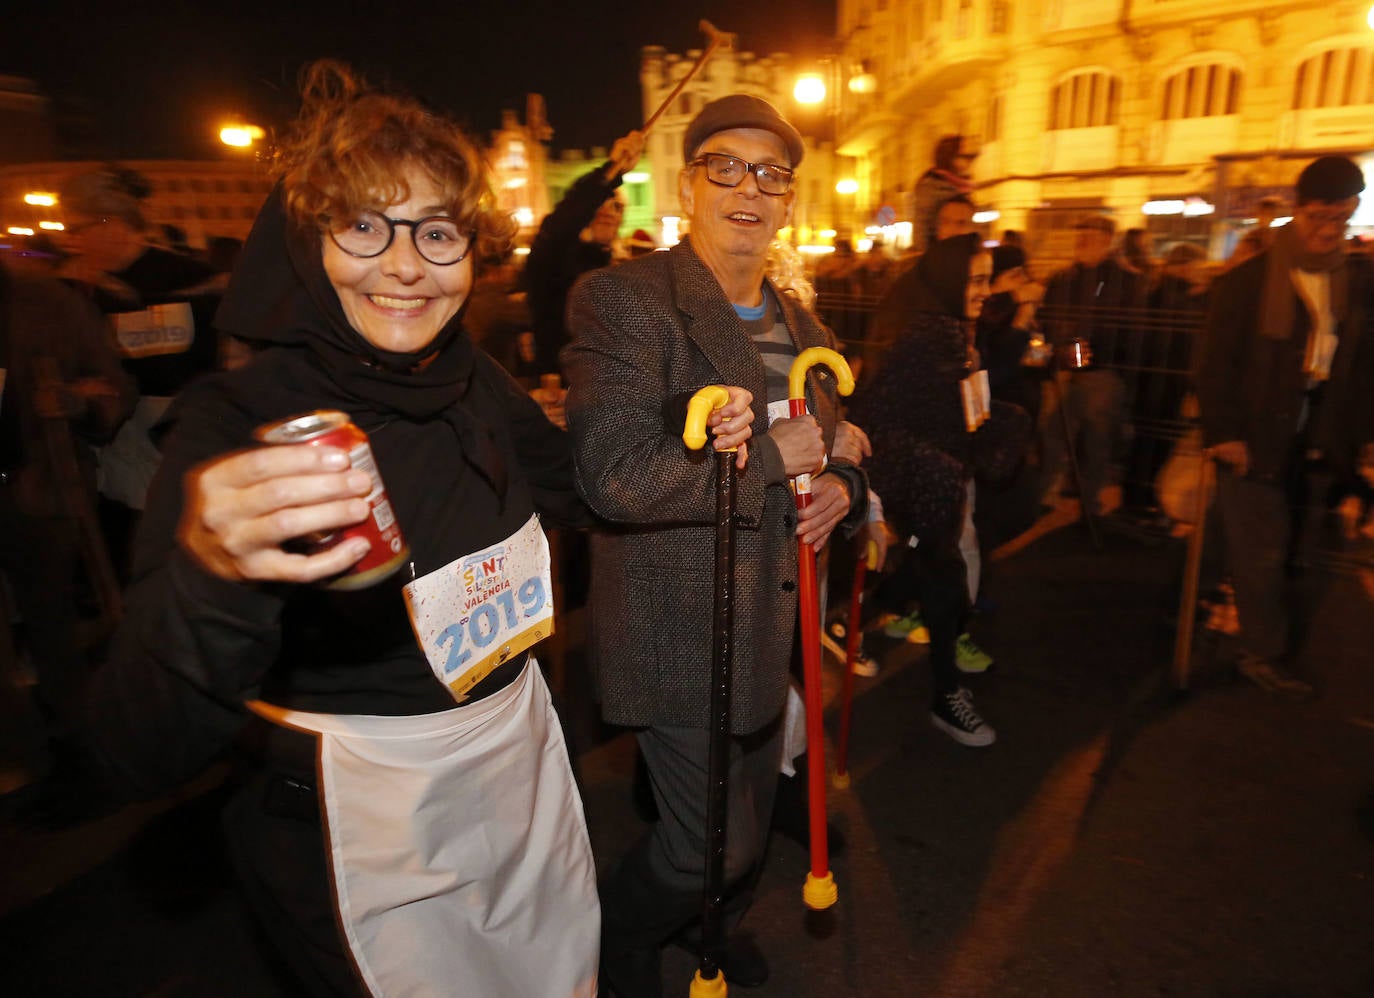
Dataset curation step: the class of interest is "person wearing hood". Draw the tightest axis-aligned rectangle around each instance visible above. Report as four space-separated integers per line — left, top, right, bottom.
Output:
1198 155 1374 701
78 61 599 997
849 234 1029 747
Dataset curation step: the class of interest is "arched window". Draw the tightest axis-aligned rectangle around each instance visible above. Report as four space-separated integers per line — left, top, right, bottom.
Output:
1160 63 1241 120
1048 70 1119 130
1292 46 1374 108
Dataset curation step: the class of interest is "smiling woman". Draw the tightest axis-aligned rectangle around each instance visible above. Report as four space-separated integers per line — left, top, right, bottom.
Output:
81 60 599 998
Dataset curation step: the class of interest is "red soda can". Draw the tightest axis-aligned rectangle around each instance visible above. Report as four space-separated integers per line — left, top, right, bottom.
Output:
254 410 410 589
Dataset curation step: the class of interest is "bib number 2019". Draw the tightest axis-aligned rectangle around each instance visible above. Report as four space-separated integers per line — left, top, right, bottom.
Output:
436 577 548 675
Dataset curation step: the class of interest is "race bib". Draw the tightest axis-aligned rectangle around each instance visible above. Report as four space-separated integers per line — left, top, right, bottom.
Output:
113 302 195 358
403 514 554 703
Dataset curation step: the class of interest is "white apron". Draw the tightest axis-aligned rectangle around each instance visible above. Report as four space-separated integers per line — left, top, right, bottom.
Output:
248 660 599 997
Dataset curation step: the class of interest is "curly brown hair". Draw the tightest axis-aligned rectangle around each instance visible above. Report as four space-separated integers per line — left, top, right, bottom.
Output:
274 60 514 261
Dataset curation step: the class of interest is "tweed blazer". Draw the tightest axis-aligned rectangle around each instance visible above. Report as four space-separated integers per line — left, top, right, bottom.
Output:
563 237 847 734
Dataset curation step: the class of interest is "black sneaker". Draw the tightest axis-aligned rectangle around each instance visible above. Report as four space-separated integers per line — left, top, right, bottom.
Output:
931 687 996 747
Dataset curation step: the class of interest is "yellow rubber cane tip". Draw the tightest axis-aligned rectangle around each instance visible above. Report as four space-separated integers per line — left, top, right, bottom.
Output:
832 771 851 791
690 969 729 997
803 871 839 910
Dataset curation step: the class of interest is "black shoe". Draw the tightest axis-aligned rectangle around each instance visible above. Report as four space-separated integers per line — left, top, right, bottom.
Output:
600 940 662 998
720 933 769 988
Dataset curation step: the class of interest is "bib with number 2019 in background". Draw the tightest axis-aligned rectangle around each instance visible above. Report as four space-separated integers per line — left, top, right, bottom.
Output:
403 514 554 702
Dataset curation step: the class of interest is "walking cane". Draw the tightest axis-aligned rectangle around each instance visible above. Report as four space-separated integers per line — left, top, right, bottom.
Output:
787 347 854 911
1171 454 1214 691
683 385 737 998
832 539 878 791
642 21 736 135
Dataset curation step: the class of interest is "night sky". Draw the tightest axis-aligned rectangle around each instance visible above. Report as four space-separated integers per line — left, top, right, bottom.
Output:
5 1 837 160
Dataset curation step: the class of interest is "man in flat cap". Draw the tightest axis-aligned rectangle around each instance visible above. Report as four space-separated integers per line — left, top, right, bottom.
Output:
563 94 867 994
1198 155 1374 698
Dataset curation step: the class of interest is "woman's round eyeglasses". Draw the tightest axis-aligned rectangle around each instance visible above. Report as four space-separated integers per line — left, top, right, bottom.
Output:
328 211 474 266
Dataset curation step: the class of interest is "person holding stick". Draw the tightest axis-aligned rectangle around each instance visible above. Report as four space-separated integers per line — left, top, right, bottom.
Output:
1198 155 1374 699
525 129 645 377
564 94 867 996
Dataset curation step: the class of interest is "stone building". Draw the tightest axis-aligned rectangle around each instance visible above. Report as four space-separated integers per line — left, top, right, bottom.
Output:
831 0 1374 262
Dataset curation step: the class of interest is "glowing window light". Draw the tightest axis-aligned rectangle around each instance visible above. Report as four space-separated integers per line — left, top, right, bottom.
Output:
24 192 57 207
835 179 860 195
503 177 528 189
972 210 1001 224
661 215 681 247
512 246 531 257
855 238 873 252
798 244 837 255
1142 200 1186 215
623 172 650 184
7 226 35 236
819 228 837 240
39 221 64 231
1182 200 1215 217
513 207 534 227
1271 216 1293 227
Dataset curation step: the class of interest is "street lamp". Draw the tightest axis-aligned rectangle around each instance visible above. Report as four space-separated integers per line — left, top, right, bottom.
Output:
794 74 827 106
219 123 265 149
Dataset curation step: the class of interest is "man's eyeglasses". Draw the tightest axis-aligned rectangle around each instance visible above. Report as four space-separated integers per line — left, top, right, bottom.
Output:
688 153 795 196
327 211 474 266
1296 205 1355 229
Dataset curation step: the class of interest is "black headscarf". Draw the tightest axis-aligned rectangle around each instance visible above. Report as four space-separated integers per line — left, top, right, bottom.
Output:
215 185 507 499
911 232 984 317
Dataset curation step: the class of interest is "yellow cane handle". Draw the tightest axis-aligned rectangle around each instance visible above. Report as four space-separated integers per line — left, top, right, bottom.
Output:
864 539 880 572
788 347 855 401
683 385 733 451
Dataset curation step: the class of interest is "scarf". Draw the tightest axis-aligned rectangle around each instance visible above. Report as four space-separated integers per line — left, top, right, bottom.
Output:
1258 220 1348 342
214 184 507 500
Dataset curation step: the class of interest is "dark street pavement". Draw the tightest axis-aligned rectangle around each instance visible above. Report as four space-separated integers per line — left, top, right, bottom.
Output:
2 511 1372 997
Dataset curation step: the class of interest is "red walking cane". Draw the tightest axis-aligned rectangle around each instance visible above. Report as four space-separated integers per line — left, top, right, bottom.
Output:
787 347 854 911
833 538 878 791
683 385 736 998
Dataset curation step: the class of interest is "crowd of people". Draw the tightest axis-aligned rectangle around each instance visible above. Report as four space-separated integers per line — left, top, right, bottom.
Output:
1 57 1371 997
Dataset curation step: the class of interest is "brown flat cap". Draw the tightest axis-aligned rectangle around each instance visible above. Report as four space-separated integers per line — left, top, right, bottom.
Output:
683 94 805 167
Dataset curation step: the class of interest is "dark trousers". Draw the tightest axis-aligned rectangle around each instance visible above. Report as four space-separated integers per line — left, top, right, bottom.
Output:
1214 464 1306 664
600 716 784 990
0 490 84 730
222 726 365 998
872 535 969 706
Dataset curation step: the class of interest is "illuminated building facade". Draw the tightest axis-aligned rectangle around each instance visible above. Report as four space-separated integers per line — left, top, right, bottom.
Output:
831 0 1374 260
0 160 275 248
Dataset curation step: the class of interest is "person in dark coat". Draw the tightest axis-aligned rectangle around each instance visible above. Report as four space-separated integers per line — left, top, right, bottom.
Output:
0 259 135 737
1198 155 1374 699
849 233 1029 747
524 129 644 376
564 93 867 996
77 62 600 996
1037 213 1145 515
